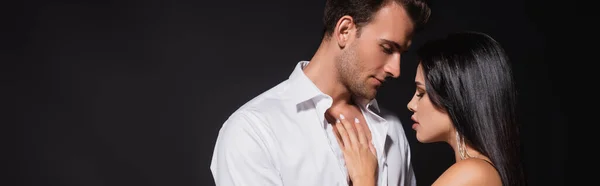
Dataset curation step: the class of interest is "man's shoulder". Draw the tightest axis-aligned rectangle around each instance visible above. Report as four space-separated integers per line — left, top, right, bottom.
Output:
226 80 294 124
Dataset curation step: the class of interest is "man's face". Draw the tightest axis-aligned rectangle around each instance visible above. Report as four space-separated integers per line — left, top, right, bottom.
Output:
336 3 415 100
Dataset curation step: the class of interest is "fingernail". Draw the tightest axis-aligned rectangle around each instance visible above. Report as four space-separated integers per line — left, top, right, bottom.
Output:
339 114 345 119
336 119 340 123
354 118 359 123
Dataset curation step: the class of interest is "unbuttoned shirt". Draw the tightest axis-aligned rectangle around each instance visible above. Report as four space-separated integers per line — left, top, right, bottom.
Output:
210 61 416 186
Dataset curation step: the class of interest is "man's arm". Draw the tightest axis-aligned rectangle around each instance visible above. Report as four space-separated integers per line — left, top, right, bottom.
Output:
210 111 282 185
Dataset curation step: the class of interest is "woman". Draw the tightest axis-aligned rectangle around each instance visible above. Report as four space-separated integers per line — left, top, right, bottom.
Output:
333 31 526 186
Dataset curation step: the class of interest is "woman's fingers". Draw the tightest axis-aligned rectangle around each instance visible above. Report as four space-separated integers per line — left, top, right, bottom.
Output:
333 113 376 157
369 142 377 156
338 114 360 146
349 116 377 156
333 119 346 148
353 117 368 145
333 114 378 186
334 118 350 148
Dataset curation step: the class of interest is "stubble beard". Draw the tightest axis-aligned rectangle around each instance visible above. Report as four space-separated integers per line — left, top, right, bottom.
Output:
335 44 377 100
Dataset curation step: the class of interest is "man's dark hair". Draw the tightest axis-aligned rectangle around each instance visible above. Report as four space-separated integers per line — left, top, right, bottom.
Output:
322 0 431 39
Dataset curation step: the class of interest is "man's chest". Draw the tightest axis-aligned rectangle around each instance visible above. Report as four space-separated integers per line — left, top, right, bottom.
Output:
270 129 349 185
267 119 393 186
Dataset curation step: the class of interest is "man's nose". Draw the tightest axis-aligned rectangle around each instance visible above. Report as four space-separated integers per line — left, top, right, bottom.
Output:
384 55 401 78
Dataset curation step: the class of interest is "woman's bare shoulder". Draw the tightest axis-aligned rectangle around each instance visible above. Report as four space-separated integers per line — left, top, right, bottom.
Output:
432 158 502 186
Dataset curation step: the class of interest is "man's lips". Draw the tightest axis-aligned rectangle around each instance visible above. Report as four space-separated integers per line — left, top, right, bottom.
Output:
372 77 385 86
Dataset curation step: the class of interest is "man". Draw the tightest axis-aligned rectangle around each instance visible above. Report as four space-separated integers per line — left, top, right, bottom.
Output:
210 0 430 185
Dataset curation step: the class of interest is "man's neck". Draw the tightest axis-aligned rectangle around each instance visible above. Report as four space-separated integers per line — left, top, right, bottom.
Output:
303 41 354 107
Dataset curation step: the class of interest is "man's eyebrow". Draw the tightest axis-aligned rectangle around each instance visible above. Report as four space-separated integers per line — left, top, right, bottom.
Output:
379 38 407 51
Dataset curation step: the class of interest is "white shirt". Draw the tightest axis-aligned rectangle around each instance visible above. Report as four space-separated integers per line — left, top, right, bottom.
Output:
210 61 416 186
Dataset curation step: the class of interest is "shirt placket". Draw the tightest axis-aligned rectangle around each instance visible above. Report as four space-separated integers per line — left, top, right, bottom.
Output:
362 106 389 186
316 99 349 186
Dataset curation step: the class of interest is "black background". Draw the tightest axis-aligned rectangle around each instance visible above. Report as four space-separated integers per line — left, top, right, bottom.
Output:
14 0 568 185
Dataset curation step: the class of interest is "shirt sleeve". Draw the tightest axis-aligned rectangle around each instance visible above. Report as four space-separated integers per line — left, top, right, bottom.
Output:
210 111 282 186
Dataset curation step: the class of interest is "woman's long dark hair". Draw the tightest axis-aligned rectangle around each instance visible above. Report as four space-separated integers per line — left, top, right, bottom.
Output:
416 31 525 186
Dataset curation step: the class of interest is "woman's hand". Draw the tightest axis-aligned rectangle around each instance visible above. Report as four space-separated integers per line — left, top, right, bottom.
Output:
333 114 377 186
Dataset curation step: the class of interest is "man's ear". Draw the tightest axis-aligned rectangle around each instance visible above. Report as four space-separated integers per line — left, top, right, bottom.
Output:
334 15 356 48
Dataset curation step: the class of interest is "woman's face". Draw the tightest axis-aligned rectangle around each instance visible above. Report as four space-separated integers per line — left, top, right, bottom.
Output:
407 63 454 143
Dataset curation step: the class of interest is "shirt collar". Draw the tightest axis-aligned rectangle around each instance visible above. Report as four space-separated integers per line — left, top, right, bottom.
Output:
287 61 381 114
287 61 330 105
354 97 381 114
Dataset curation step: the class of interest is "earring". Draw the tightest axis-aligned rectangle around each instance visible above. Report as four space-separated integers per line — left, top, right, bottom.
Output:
456 130 466 160
456 130 474 160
